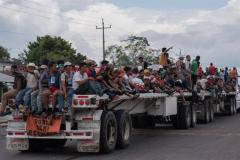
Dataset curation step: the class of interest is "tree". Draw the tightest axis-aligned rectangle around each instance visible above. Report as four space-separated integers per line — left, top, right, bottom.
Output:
106 36 159 66
71 53 87 65
21 35 86 65
105 45 132 66
0 46 10 60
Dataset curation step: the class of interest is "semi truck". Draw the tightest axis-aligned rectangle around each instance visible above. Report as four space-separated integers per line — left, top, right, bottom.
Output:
6 84 239 153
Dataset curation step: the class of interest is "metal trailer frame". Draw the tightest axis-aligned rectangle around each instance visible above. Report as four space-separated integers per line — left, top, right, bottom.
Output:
4 92 219 153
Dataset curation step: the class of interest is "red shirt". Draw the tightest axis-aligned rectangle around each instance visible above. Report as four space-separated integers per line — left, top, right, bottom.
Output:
198 68 203 78
209 66 216 75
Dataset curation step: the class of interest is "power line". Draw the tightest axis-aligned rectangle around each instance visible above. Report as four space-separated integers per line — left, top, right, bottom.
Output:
0 29 101 41
20 0 101 20
16 3 97 24
96 18 111 60
0 5 95 26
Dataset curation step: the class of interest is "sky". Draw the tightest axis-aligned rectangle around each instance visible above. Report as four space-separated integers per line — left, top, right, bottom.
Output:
0 0 239 68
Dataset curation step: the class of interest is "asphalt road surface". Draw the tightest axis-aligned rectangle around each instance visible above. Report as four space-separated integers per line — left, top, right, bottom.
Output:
1 114 240 160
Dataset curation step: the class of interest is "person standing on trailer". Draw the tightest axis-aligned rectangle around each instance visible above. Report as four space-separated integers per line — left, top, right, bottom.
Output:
224 67 229 82
191 56 200 91
229 67 238 80
185 55 192 90
159 46 173 67
209 63 217 76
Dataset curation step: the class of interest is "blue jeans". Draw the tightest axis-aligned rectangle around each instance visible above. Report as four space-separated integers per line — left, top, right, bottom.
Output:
89 81 102 94
23 88 34 108
15 88 32 107
66 88 74 108
57 95 64 110
36 94 43 112
75 81 102 95
31 90 39 112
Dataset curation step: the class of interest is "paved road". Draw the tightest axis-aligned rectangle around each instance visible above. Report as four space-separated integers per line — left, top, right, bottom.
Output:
1 114 240 160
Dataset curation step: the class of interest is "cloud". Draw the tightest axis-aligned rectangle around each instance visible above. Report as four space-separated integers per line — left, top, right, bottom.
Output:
0 0 239 67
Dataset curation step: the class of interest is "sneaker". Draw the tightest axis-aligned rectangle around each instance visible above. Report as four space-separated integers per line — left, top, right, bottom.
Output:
62 108 68 113
18 105 26 113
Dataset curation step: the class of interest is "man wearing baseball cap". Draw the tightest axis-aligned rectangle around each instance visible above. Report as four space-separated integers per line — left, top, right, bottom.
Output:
61 62 74 111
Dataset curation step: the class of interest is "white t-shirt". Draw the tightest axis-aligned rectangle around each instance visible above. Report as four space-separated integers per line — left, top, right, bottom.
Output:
72 71 88 90
26 72 38 88
185 60 191 72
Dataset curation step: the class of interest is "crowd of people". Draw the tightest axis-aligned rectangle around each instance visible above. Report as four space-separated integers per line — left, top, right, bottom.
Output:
0 48 238 116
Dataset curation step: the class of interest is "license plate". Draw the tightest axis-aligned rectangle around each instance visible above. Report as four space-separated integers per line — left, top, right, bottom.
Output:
7 138 29 150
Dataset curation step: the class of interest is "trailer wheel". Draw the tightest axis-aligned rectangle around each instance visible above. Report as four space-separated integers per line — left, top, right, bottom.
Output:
203 101 210 123
209 100 214 122
115 110 132 149
190 103 197 128
179 103 191 129
100 111 117 153
230 98 236 115
233 99 237 115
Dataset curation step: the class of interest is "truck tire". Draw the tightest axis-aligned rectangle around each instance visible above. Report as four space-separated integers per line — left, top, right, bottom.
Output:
178 103 191 129
209 100 214 122
228 98 235 116
233 99 237 115
203 101 210 123
115 110 132 149
190 103 197 128
100 111 117 153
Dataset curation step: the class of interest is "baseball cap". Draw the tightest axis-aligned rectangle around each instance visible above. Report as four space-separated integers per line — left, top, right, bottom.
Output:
64 62 72 67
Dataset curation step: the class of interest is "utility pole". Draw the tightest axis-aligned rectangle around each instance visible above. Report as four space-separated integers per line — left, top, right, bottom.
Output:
96 18 111 60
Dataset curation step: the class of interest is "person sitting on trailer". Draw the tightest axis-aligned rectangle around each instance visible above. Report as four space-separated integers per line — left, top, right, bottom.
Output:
41 61 64 114
15 63 39 113
122 66 135 91
85 60 97 78
128 68 145 92
21 63 39 113
73 62 105 96
31 63 48 114
109 69 136 97
0 65 25 116
224 79 236 92
61 61 74 111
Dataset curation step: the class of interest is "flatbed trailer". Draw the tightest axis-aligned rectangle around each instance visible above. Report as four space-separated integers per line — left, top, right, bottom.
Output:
3 71 240 155
5 89 238 153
